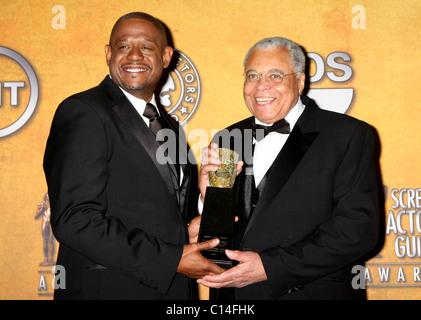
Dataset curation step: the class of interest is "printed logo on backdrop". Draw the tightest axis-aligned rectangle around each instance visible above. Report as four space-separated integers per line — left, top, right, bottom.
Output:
0 46 39 138
159 49 201 125
35 193 59 298
306 52 353 114
352 186 421 290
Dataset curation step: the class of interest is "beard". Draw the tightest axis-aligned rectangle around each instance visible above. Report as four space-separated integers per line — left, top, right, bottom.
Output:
121 82 147 92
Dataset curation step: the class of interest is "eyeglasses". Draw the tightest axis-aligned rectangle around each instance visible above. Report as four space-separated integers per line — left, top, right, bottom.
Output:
244 71 299 85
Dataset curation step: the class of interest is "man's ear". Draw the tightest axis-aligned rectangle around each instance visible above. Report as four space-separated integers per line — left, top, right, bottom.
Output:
162 46 174 69
104 45 112 67
298 72 305 95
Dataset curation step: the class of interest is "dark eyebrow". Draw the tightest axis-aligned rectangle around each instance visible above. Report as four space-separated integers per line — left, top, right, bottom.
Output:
116 38 154 43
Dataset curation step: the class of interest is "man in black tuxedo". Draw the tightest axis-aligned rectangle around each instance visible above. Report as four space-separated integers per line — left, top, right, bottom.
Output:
198 37 380 299
43 12 223 300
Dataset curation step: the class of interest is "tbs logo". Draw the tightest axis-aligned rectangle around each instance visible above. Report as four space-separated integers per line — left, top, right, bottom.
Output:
307 52 353 114
0 47 39 138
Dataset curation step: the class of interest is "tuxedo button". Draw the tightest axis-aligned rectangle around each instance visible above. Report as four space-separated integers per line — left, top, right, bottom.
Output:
287 286 303 294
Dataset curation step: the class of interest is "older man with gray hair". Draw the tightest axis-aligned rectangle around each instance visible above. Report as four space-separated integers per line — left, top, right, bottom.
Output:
198 37 380 300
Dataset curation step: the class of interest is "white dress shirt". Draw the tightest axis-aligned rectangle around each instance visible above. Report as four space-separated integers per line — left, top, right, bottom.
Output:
253 98 305 186
120 88 160 122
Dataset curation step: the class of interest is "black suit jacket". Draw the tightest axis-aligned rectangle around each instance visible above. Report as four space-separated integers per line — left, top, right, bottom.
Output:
43 76 198 299
214 95 380 300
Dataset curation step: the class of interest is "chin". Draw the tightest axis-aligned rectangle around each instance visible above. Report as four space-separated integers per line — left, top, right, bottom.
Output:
122 82 147 92
253 111 279 123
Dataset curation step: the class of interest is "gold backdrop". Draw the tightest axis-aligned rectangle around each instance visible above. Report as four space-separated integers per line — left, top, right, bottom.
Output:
1 0 420 300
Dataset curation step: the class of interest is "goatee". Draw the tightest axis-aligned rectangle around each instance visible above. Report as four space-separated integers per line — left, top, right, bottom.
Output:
122 82 147 92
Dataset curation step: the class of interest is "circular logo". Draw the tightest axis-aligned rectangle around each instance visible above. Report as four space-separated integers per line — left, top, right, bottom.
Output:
0 47 39 138
159 49 200 125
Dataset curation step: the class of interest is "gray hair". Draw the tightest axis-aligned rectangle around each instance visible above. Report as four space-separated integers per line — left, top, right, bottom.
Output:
243 37 306 76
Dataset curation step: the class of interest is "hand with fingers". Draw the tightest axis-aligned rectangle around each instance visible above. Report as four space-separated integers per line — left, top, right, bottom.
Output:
197 249 268 288
199 143 243 204
187 215 202 244
177 239 225 279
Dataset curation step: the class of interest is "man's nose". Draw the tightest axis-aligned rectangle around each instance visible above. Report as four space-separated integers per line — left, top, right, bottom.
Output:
127 47 144 61
257 75 271 89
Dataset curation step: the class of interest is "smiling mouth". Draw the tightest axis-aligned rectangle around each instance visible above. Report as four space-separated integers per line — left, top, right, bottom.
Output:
255 97 275 105
122 66 150 73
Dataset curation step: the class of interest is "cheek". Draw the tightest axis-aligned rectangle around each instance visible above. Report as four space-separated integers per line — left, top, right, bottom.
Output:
149 54 161 67
274 87 297 104
108 57 121 74
243 87 254 100
243 92 256 112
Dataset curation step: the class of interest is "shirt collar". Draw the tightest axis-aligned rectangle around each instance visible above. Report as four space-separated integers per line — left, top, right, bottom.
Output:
120 88 159 116
109 74 159 116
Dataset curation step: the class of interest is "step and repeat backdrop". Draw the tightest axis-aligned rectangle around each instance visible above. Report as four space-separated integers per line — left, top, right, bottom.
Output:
0 0 420 300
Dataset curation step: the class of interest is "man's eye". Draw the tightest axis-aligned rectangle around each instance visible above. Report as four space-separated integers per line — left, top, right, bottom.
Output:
270 73 282 79
248 73 258 79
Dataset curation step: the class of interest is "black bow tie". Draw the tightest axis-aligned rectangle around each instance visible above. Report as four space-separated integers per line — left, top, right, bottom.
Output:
252 118 290 142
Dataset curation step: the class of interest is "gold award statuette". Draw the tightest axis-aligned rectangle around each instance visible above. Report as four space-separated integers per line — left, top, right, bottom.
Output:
198 148 238 269
208 148 238 188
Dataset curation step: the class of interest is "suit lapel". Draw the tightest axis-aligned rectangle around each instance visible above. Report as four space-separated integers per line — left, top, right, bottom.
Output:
158 104 190 185
111 101 178 199
157 103 192 210
100 77 178 202
244 97 319 235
